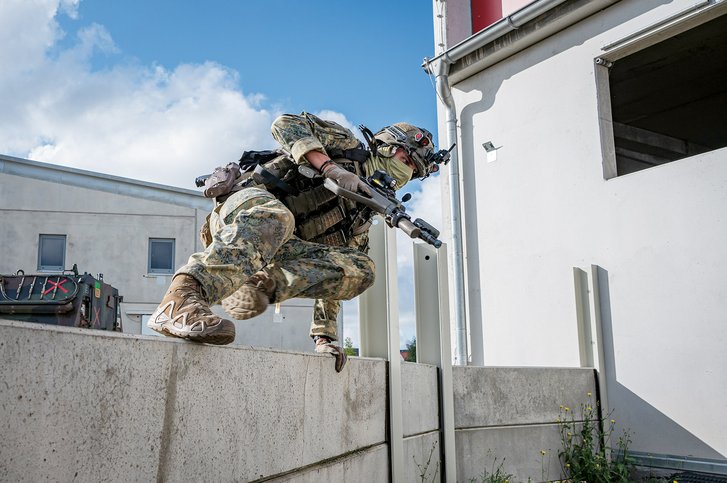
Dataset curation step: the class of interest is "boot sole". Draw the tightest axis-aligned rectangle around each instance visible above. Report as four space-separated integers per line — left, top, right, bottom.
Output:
162 324 235 345
148 320 235 345
221 292 268 321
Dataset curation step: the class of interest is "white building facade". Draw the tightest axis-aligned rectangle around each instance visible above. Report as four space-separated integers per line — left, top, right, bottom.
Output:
430 0 727 472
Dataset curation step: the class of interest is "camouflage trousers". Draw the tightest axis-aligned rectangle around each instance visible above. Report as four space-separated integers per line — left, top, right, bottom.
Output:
177 187 375 340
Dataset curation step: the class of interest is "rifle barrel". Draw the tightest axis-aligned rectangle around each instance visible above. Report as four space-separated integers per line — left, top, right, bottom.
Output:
396 217 422 239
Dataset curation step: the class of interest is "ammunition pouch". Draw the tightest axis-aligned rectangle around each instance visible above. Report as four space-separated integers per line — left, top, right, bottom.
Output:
298 205 346 241
282 183 338 218
280 180 374 246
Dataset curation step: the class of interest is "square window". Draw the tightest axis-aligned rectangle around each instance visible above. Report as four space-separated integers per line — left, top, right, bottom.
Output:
38 234 66 272
148 238 175 274
598 12 727 178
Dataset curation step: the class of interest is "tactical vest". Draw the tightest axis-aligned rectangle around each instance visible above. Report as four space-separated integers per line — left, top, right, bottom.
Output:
225 147 373 247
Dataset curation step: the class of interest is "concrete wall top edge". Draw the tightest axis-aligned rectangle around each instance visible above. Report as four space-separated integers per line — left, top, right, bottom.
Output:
456 364 595 371
0 319 373 360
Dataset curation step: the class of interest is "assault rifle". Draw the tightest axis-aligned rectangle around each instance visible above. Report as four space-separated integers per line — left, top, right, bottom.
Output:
194 159 445 248
323 169 443 248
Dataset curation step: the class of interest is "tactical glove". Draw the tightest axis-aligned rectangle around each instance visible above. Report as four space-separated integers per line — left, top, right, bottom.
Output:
321 160 371 195
314 336 348 372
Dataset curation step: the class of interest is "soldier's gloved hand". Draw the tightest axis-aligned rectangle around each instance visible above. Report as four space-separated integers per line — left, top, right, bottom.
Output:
321 160 371 195
314 336 348 372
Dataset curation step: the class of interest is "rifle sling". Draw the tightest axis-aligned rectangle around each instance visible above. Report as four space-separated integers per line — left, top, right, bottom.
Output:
327 147 369 163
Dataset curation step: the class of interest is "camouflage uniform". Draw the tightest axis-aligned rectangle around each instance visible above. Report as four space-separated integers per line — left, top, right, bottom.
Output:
176 113 376 341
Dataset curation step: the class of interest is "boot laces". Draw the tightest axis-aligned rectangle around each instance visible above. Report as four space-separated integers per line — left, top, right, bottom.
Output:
172 279 212 315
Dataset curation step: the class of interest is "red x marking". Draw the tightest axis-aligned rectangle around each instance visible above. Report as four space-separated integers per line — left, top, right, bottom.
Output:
43 278 69 295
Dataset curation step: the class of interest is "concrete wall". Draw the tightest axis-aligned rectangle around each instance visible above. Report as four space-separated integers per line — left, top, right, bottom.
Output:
440 0 727 464
0 319 387 482
454 366 597 482
402 362 441 482
1 319 610 481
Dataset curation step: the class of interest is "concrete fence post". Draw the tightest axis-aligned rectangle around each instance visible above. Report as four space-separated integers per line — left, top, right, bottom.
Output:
359 217 404 481
414 242 456 482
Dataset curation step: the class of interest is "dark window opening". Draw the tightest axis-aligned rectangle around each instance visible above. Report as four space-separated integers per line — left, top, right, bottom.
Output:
38 234 66 271
148 238 175 274
608 13 727 176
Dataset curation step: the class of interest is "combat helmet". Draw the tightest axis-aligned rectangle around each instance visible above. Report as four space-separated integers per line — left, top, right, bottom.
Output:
373 123 438 179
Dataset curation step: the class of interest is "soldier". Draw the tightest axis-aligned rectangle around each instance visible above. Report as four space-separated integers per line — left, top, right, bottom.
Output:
147 112 439 372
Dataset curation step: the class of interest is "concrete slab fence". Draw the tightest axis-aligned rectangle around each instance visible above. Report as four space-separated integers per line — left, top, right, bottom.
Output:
0 319 597 482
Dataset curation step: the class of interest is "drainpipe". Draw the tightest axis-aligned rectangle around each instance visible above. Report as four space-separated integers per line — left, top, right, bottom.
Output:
431 0 468 366
436 64 468 366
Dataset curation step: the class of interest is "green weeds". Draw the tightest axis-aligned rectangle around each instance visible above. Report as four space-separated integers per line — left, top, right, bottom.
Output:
557 393 635 482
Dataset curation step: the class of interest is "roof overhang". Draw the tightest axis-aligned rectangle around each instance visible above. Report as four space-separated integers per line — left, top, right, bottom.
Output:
424 0 622 84
0 154 210 210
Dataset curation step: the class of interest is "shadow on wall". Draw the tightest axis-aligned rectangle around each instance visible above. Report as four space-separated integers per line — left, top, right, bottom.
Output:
596 266 724 460
452 0 674 365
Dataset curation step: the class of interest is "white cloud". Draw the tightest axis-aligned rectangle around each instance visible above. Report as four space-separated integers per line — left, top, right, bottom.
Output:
408 175 444 226
0 0 276 189
0 0 78 71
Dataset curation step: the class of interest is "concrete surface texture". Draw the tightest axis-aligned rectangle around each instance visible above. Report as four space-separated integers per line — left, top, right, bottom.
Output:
401 362 441 482
453 366 597 482
1 319 606 481
0 320 386 482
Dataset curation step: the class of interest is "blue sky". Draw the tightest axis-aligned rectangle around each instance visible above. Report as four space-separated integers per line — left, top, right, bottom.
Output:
0 0 444 349
55 0 439 145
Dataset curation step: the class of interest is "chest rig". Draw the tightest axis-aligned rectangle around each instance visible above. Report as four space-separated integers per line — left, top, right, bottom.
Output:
239 146 373 247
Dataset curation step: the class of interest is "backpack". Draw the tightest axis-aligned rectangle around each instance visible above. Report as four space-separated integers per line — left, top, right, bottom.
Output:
201 150 293 199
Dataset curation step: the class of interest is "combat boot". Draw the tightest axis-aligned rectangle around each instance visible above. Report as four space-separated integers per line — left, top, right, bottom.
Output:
147 274 236 345
221 272 276 320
